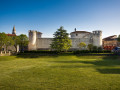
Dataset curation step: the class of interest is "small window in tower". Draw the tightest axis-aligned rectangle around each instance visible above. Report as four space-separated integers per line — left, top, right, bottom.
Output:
76 34 78 36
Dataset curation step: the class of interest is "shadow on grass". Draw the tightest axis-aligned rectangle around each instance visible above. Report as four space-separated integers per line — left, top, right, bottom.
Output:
97 68 120 74
49 55 120 74
15 52 74 58
49 61 81 63
49 56 120 66
16 54 58 58
50 65 93 68
76 56 120 66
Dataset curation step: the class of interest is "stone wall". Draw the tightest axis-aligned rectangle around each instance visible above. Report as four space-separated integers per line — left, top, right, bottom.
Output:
2 45 16 52
36 38 91 50
36 38 53 49
71 38 91 49
28 30 102 51
71 33 90 38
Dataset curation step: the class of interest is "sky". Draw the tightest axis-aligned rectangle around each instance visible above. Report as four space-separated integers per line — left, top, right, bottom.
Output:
0 0 120 38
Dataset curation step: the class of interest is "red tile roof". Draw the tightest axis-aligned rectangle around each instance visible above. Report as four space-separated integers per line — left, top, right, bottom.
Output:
70 31 91 34
6 34 16 36
103 35 117 41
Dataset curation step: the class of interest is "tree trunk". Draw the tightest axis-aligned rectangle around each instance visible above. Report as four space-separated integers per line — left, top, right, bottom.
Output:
4 51 6 54
5 46 8 54
0 51 2 54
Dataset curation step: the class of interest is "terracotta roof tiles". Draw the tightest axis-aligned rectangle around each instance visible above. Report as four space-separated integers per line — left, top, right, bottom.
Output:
70 31 91 34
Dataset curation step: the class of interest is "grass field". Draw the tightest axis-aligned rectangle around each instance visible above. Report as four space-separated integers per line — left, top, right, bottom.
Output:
0 55 120 90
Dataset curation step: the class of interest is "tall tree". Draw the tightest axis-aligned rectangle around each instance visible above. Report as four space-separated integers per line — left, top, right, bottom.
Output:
19 34 29 52
50 26 72 52
78 42 86 50
12 36 20 52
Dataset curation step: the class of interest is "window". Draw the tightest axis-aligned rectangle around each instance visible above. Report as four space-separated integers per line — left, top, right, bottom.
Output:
76 34 78 36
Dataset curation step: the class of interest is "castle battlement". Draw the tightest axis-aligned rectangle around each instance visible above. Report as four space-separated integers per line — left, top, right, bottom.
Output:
28 29 102 51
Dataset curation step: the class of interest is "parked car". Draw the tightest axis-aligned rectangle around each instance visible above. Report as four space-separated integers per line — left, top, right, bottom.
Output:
112 47 120 53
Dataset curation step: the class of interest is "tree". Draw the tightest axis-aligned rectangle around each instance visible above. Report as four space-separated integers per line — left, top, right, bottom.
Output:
50 26 72 52
87 44 93 51
0 33 7 52
18 34 29 52
78 42 86 50
5 36 14 52
12 36 20 52
92 46 98 51
98 47 102 51
117 35 120 42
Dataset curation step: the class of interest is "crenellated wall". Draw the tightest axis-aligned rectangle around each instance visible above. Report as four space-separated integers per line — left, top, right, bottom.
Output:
92 31 102 47
28 30 102 51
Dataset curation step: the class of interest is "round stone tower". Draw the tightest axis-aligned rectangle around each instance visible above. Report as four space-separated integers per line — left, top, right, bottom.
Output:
28 30 37 51
92 30 102 47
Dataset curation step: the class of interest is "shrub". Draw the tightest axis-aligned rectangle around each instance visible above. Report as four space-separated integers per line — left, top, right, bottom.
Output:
21 51 60 54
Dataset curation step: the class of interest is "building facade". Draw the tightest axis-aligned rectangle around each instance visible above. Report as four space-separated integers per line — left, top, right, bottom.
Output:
28 29 102 51
102 35 120 50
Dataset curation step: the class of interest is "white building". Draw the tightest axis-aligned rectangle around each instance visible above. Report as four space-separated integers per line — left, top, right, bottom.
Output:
28 28 102 51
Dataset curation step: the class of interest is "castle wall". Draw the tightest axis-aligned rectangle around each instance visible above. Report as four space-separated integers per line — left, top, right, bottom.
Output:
28 30 102 51
71 33 90 38
36 38 53 49
71 38 91 49
36 38 91 50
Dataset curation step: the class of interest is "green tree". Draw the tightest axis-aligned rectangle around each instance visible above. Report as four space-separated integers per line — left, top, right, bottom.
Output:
50 26 72 52
87 44 93 51
19 34 29 52
78 42 86 50
0 33 14 53
12 36 20 52
0 33 7 52
5 36 14 52
98 47 102 51
92 46 98 51
117 35 120 42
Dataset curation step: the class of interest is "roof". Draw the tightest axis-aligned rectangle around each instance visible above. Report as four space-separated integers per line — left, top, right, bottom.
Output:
6 34 16 36
70 31 91 34
29 30 42 34
103 35 117 41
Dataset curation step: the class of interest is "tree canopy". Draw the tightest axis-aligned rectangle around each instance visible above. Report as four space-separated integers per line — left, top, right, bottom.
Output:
0 33 7 51
12 36 20 52
87 44 93 51
50 26 72 52
117 35 120 42
0 32 15 52
5 36 14 51
18 34 29 51
78 42 86 50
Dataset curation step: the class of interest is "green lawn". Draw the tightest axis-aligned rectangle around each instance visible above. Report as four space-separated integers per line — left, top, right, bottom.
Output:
0 55 120 90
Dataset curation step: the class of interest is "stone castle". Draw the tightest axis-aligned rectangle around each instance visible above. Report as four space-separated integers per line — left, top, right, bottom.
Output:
28 28 102 51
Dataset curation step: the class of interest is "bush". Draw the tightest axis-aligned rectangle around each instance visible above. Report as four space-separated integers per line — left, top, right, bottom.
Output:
20 50 60 54
92 46 98 51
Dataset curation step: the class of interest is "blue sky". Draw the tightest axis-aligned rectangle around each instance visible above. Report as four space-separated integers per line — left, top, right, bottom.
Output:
0 0 120 38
